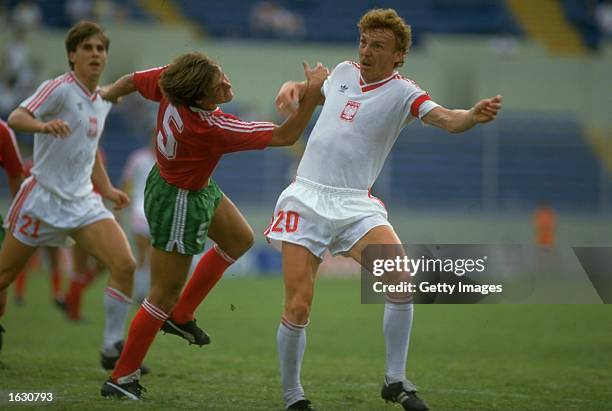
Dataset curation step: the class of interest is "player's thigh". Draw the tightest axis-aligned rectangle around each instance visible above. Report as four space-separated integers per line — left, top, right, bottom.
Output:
0 231 37 284
207 195 254 258
347 224 403 265
71 244 90 273
71 218 134 271
348 225 412 301
282 241 320 301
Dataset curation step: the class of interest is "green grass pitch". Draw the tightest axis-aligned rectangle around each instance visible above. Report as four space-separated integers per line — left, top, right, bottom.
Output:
0 272 611 410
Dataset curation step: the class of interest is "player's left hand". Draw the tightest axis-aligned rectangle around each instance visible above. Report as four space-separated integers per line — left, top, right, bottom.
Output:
103 187 130 210
470 94 502 123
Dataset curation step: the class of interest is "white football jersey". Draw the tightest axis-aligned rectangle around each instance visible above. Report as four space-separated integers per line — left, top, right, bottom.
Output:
20 72 112 200
297 61 440 189
120 146 155 218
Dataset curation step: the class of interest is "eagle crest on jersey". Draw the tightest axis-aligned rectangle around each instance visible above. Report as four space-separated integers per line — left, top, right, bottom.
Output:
340 100 360 121
87 117 98 138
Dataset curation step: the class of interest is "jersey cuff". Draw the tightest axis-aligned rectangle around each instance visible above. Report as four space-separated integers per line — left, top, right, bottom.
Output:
418 100 440 120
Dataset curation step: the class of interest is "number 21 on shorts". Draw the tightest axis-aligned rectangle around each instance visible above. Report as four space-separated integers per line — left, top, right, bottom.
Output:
270 210 299 233
19 214 41 238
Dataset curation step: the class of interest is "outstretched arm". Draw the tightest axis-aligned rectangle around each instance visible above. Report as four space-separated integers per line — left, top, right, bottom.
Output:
423 95 503 133
99 73 137 104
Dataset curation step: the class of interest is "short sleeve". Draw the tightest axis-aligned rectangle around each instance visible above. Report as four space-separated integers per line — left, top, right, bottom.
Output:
20 77 67 119
0 123 24 177
133 66 166 102
205 113 275 154
401 78 440 122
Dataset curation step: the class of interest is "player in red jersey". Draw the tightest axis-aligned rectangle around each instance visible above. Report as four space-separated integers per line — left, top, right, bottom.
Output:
0 119 25 353
98 52 328 398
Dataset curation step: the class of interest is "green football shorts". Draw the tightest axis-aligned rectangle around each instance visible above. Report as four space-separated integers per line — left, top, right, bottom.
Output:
144 165 223 255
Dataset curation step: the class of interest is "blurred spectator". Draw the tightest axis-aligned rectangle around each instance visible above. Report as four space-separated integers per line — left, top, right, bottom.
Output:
250 1 305 39
533 204 557 248
596 0 612 36
0 5 10 32
11 0 41 32
0 29 39 118
93 0 117 25
65 0 94 24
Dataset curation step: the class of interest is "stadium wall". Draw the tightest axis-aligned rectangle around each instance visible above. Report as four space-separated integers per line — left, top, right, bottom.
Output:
1 25 610 249
1 25 611 128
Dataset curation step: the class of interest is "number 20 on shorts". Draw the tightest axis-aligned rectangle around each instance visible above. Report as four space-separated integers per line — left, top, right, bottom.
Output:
271 210 299 233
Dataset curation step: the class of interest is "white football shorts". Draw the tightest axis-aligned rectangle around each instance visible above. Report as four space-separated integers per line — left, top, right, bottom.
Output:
265 176 391 258
4 176 114 247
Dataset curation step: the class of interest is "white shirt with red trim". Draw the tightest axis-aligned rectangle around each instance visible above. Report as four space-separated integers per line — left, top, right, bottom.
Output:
20 72 112 200
297 61 439 190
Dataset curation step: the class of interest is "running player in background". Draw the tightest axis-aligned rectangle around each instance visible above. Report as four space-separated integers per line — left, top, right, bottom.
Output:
267 8 502 411
0 118 25 353
0 22 138 372
119 140 156 304
98 52 328 399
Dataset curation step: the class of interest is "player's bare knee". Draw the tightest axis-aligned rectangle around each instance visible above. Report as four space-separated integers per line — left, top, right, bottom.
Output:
286 298 311 324
110 255 137 279
148 289 180 313
223 228 254 259
236 229 255 256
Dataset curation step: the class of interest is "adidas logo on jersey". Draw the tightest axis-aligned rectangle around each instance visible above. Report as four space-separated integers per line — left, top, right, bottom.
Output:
339 84 349 93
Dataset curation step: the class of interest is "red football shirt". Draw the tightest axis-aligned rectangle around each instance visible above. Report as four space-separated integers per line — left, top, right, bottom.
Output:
0 120 24 178
133 67 275 191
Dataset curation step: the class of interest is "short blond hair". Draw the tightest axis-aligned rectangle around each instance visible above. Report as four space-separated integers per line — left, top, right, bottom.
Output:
358 9 412 67
159 52 220 107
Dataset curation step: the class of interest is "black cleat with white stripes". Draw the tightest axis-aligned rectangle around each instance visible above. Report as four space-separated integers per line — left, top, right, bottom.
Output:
161 318 211 346
101 370 145 400
381 380 429 411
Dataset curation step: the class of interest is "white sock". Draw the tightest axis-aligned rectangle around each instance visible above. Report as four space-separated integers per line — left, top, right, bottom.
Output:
102 287 132 355
277 317 307 408
383 302 413 383
132 265 150 306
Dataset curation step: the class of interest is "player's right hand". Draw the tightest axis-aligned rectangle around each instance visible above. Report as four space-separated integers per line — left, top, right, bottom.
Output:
42 119 71 138
275 81 301 117
102 187 131 210
303 61 329 91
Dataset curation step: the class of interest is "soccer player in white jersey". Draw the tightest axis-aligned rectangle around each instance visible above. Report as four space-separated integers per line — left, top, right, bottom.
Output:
266 9 502 411
119 141 156 304
0 21 139 372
